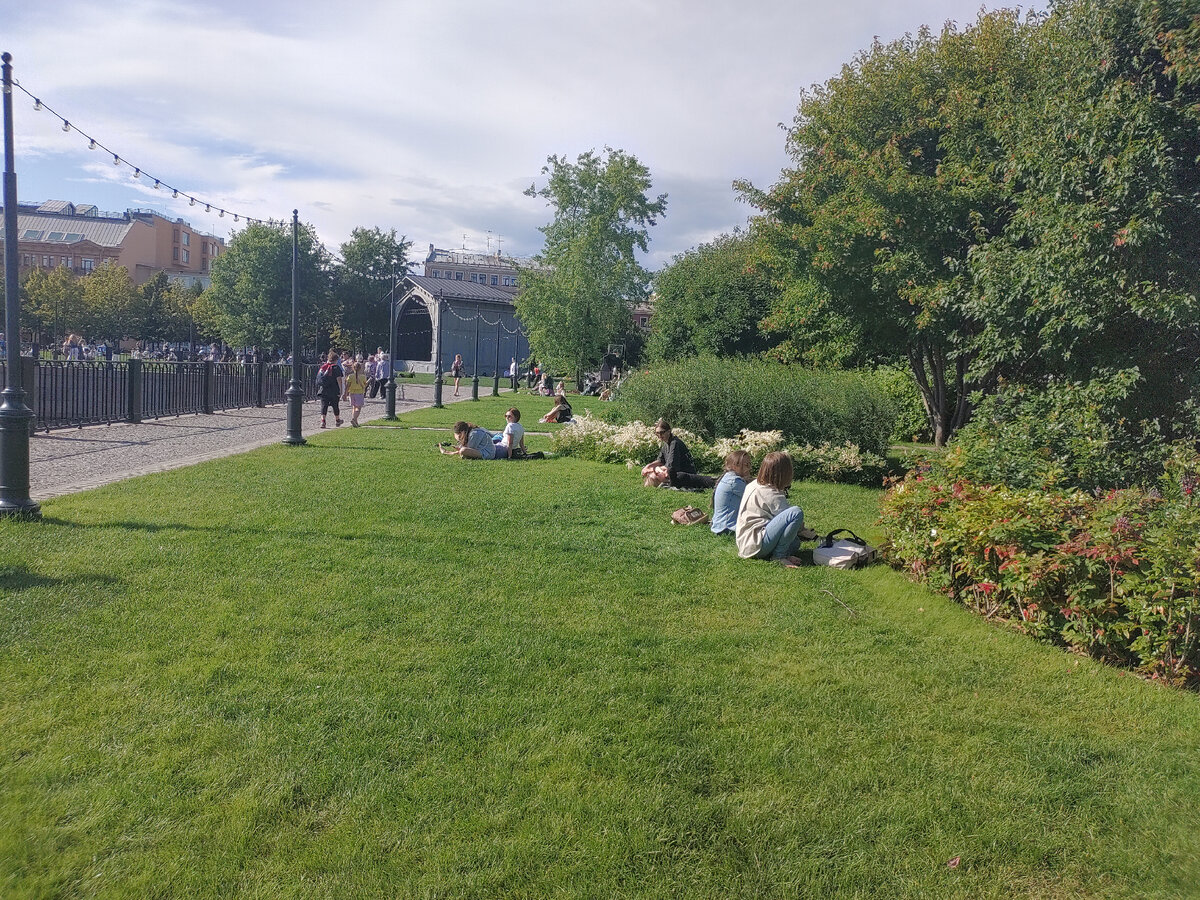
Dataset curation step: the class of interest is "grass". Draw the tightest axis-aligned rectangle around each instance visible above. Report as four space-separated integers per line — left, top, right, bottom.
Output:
375 392 575 434
2 425 1200 897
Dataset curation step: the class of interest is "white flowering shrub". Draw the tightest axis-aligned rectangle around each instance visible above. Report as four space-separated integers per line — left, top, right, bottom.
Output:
711 429 786 468
786 442 888 486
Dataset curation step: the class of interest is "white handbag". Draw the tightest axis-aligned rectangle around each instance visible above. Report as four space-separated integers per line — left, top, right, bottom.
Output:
813 529 878 569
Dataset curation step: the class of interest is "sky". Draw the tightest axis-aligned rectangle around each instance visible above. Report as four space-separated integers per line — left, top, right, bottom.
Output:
6 0 1003 271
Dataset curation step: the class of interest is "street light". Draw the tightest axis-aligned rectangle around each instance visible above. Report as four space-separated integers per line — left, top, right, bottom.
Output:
282 209 305 446
432 290 444 409
385 263 397 420
471 309 480 401
0 52 40 517
492 317 500 397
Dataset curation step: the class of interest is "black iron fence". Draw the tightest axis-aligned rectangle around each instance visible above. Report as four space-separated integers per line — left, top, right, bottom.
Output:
0 359 318 432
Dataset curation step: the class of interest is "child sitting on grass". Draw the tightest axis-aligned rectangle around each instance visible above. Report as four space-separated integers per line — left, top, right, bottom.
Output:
711 450 752 536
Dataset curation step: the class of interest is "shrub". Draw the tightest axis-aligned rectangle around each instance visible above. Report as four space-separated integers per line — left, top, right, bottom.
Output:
879 445 1200 687
552 415 887 485
874 364 931 443
616 356 896 454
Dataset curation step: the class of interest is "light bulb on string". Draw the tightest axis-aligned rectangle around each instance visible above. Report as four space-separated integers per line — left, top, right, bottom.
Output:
33 98 42 111
133 168 140 179
205 204 210 213
61 120 70 132
233 215 239 222
219 209 224 218
153 180 160 190
113 154 120 166
87 139 96 150
189 197 195 206
171 189 178 198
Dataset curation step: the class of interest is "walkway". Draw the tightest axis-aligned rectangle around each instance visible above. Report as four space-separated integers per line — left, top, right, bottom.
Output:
28 383 460 502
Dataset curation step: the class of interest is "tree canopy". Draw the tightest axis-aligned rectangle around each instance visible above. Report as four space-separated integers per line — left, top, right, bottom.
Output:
517 148 667 377
743 0 1200 444
333 227 412 353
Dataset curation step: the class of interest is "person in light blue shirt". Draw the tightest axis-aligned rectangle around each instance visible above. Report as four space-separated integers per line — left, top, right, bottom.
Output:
711 450 753 535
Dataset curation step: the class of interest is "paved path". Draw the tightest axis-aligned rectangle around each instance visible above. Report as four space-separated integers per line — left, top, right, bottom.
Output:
28 383 462 502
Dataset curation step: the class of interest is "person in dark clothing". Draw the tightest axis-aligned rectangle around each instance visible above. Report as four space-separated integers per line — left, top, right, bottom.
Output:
316 349 345 428
641 418 717 490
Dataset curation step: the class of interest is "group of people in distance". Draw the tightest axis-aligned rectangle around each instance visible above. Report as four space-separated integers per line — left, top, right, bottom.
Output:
439 407 537 460
643 419 818 568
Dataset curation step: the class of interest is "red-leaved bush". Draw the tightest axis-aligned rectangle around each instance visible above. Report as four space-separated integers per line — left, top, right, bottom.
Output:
879 446 1200 687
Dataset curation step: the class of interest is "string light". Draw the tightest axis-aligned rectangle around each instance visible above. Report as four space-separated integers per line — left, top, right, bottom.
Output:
12 77 273 228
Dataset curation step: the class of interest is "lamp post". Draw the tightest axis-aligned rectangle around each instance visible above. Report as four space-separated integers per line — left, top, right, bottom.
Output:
385 263 397 420
432 291 444 408
0 52 39 517
491 318 500 396
471 309 480 401
282 209 305 445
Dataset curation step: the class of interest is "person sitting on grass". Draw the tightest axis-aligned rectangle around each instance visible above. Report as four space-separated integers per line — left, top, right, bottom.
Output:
439 420 498 459
539 392 573 424
711 450 753 536
734 451 818 568
493 407 527 458
641 419 717 490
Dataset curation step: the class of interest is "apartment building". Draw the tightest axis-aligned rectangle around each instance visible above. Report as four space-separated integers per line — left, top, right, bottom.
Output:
422 245 533 292
0 200 224 287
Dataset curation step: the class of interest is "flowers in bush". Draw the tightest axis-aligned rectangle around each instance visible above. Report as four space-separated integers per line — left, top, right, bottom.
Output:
879 445 1200 686
553 415 884 485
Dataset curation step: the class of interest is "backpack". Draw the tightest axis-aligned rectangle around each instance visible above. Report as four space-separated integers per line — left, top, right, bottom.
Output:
316 363 341 395
813 529 878 569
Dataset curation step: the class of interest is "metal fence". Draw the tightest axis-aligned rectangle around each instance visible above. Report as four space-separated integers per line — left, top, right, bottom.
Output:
0 359 321 432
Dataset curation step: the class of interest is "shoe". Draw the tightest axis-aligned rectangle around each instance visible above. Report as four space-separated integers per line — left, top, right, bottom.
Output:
320 419 327 428
335 419 344 427
799 527 819 541
775 556 804 568
352 422 360 427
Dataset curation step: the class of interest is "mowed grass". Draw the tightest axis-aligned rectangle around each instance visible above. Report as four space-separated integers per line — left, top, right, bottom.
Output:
2 426 1200 898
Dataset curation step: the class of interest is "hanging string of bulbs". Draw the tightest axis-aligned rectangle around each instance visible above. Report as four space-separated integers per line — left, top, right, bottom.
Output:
12 79 283 227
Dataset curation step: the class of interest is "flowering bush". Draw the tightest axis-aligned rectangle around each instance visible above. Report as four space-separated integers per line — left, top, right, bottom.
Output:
879 444 1200 687
553 415 885 485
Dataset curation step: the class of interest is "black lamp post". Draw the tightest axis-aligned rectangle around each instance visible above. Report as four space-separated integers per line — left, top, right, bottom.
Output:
282 210 305 446
0 52 39 518
491 318 500 396
471 308 480 401
432 291 444 408
385 263 397 420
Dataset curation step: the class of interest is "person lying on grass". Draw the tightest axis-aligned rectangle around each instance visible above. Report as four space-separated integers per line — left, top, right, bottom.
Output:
735 451 818 568
711 450 753 536
439 420 499 459
641 418 717 490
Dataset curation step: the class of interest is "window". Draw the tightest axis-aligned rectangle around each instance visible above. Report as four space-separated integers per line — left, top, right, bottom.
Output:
173 229 180 243
491 275 499 286
42 255 52 267
503 276 511 286
639 316 649 327
22 229 43 240
173 247 180 261
81 258 95 272
47 231 65 242
182 249 190 264
182 232 190 246
61 257 71 267
21 254 31 266
64 233 84 243
455 271 463 280
202 259 208 272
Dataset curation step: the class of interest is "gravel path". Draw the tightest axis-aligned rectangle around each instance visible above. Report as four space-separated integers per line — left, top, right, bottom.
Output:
28 383 462 502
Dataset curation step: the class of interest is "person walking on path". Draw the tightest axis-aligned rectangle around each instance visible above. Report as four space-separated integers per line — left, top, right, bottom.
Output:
317 350 345 428
508 357 519 391
343 360 369 427
451 354 465 396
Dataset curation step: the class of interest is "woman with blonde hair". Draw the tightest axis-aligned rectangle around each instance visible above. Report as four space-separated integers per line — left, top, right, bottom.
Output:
734 451 817 567
710 450 753 536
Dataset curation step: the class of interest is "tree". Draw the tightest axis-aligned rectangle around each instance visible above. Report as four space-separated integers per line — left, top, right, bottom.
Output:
646 230 779 362
517 148 667 379
333 227 412 354
203 222 329 349
79 262 139 344
22 265 83 343
742 12 1041 445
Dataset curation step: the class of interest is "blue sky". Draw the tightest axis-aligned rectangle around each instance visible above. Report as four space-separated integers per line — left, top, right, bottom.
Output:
6 0 1004 269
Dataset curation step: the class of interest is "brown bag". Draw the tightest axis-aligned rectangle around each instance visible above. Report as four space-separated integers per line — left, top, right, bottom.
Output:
671 506 709 526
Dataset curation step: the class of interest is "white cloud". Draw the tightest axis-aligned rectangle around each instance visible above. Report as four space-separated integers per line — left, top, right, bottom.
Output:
8 0 997 264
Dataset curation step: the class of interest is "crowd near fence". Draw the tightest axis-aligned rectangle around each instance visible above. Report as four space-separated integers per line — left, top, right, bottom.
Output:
0 359 319 432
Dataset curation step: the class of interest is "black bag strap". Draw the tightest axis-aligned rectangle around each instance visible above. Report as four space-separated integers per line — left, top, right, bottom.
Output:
821 528 865 548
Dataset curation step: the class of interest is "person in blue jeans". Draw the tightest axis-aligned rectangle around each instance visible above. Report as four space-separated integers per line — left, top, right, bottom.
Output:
439 420 499 459
711 450 753 535
735 451 818 567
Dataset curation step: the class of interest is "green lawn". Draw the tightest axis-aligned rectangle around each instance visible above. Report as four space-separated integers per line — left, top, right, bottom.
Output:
2 425 1199 898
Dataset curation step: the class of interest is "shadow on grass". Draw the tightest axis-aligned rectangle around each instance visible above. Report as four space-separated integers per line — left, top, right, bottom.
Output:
0 564 114 592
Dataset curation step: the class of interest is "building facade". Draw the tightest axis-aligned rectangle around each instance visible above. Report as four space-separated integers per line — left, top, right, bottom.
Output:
422 245 534 292
0 200 224 288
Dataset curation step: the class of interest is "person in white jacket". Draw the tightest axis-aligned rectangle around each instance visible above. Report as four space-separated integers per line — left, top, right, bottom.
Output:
735 451 817 568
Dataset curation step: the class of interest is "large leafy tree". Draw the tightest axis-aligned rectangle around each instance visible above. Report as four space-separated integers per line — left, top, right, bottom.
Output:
646 230 779 362
518 148 667 378
742 12 1036 445
204 222 329 349
22 265 83 342
79 262 139 344
333 227 412 354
